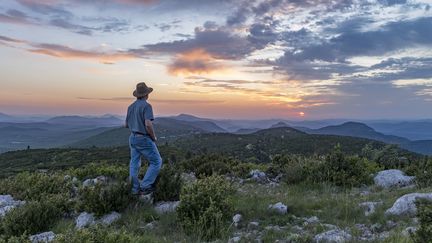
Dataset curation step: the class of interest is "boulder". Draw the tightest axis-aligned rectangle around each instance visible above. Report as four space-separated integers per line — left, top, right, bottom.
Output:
358 201 382 216
374 170 415 189
314 229 352 243
268 202 288 215
99 211 121 225
0 195 25 218
385 193 432 216
250 170 267 182
75 212 95 229
154 201 180 214
29 231 56 243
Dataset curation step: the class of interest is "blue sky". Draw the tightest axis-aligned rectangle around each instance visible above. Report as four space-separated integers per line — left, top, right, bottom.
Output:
0 0 431 119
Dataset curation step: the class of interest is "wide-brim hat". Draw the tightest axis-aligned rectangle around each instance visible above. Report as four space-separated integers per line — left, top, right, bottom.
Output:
133 82 153 98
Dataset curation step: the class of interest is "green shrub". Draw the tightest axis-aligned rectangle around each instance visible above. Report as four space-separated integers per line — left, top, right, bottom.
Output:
55 226 134 243
66 163 128 180
0 234 30 243
410 157 432 188
308 146 379 186
196 161 230 178
0 172 70 201
177 175 233 240
154 164 182 202
1 196 65 237
180 154 239 175
77 182 132 217
412 199 432 243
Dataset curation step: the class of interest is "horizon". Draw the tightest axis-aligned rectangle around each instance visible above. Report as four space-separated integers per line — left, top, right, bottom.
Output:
1 0 432 119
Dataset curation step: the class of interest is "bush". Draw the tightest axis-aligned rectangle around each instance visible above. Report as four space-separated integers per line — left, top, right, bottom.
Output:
0 234 30 243
0 172 70 201
55 226 134 243
196 161 230 178
154 164 182 202
1 196 65 237
180 154 239 175
177 175 233 240
66 163 128 180
308 146 380 186
409 157 432 188
78 182 132 217
412 199 432 243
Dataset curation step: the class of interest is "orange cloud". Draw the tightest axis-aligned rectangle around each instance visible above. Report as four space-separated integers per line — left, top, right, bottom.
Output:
167 49 225 76
29 44 137 64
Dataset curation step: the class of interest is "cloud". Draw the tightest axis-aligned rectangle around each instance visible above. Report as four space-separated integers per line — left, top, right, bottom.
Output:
0 35 27 43
77 96 224 104
167 49 225 76
0 9 34 25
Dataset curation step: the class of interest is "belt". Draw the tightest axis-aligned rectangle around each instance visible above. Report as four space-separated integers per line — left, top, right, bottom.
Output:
132 131 148 137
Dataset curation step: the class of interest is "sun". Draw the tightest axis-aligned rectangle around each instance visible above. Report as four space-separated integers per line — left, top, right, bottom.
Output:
299 112 305 117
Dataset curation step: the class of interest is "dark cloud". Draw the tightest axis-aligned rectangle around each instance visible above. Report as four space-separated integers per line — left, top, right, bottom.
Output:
0 9 34 25
133 24 257 60
49 18 94 35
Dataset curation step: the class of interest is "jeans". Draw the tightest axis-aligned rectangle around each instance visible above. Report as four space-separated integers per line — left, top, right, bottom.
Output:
129 134 162 193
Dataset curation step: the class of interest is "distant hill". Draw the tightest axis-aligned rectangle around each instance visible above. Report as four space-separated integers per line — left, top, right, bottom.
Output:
172 127 413 163
234 128 260 134
46 115 122 126
68 117 224 148
368 121 432 140
270 122 290 128
312 122 409 144
0 113 15 122
305 122 432 155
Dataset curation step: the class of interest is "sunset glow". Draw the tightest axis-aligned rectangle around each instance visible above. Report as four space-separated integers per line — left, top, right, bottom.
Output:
1 0 432 119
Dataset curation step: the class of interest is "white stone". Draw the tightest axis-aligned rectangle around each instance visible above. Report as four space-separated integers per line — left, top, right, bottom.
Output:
0 194 25 218
228 236 241 243
29 231 56 243
154 201 180 214
99 211 121 225
250 169 267 182
82 179 94 187
358 201 382 216
374 170 415 189
304 216 319 225
268 202 288 214
142 221 157 230
385 193 432 216
232 214 242 227
75 212 95 229
314 229 352 243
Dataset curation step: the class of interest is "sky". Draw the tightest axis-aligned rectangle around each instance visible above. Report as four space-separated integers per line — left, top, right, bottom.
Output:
0 0 431 119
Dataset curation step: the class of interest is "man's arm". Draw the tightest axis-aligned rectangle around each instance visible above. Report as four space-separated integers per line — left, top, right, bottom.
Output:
145 119 157 141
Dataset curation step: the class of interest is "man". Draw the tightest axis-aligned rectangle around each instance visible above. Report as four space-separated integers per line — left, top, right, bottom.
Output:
125 82 162 197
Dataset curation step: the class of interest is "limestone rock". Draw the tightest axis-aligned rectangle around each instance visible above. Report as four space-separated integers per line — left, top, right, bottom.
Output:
268 202 288 215
314 229 352 243
99 211 121 225
29 231 56 243
232 213 242 227
154 201 180 214
76 212 95 229
374 170 415 189
385 193 432 216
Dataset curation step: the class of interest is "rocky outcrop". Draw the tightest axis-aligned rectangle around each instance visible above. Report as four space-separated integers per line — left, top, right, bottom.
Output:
75 212 95 229
314 229 352 243
250 170 267 183
0 195 25 218
385 192 432 216
29 231 56 243
99 211 121 225
268 202 288 215
82 176 108 187
374 170 415 189
154 201 180 214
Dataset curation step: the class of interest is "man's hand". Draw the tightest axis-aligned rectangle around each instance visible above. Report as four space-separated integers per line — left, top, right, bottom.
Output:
145 119 157 142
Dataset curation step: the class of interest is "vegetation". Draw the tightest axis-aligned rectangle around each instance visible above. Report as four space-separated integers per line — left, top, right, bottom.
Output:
177 176 234 240
154 164 182 202
412 199 432 242
78 182 132 217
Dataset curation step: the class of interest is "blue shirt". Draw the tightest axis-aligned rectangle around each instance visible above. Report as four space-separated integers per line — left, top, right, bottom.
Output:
126 99 154 135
